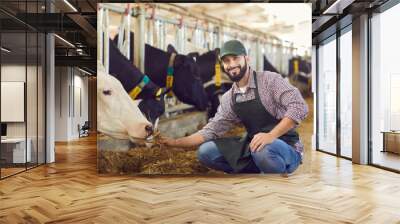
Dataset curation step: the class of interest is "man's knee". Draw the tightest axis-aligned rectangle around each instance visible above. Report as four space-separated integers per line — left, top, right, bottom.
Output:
265 139 287 154
250 150 266 163
250 139 284 159
251 143 286 173
197 141 216 162
252 153 286 173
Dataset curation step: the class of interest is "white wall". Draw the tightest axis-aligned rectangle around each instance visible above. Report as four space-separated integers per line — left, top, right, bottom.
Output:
1 64 46 164
55 66 69 141
54 67 89 141
71 72 89 139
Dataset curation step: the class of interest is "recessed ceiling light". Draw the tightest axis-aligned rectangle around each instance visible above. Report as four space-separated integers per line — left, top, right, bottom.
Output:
78 67 93 76
63 0 78 12
1 47 11 53
54 34 75 48
323 0 354 15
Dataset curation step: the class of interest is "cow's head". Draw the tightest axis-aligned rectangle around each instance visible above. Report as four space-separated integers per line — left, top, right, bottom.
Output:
165 44 208 111
138 96 165 124
97 64 153 142
187 48 220 83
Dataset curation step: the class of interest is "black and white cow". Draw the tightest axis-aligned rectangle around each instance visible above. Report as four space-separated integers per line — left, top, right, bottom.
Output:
109 39 165 123
144 44 208 111
169 45 233 118
113 33 209 112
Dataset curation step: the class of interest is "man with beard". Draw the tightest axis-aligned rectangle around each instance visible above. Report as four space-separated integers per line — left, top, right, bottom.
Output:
160 40 308 174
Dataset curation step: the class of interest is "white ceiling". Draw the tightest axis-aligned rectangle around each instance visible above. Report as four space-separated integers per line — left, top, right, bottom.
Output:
172 3 312 50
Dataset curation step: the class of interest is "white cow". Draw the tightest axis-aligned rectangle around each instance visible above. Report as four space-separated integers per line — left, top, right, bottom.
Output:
97 63 153 143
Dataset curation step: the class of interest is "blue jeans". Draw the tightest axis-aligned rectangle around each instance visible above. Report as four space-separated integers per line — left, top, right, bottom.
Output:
197 139 302 174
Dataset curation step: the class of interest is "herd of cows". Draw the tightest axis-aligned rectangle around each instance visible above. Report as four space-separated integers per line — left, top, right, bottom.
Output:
98 35 311 144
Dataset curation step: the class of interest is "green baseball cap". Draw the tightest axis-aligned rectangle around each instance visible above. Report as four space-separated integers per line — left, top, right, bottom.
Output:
220 40 247 59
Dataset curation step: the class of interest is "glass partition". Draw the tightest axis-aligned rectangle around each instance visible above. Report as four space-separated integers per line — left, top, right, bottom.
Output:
0 0 46 179
317 35 337 154
370 3 400 171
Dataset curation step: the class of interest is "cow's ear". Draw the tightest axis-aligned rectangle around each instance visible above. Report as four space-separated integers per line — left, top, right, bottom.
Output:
167 44 177 54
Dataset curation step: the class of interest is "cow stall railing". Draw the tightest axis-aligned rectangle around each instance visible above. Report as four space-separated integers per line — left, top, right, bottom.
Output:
97 4 194 117
97 4 238 117
97 4 109 74
99 3 294 70
98 3 306 117
116 4 131 60
100 3 306 75
97 4 196 118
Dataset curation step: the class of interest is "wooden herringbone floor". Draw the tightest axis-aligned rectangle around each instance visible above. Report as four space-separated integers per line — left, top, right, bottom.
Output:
1 98 400 223
1 136 400 224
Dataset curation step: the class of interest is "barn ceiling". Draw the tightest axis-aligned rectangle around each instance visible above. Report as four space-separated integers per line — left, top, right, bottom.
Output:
172 3 312 49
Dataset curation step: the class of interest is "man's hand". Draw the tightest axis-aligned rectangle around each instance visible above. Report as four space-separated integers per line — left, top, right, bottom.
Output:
249 132 276 152
158 133 205 148
159 136 177 147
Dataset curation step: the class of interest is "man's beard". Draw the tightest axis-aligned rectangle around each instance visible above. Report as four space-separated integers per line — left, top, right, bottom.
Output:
225 61 248 82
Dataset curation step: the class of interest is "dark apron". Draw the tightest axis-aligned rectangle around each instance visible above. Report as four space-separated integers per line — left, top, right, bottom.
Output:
214 71 300 173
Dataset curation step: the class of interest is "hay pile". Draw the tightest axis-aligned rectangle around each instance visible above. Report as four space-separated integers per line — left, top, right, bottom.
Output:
99 145 209 174
98 126 247 175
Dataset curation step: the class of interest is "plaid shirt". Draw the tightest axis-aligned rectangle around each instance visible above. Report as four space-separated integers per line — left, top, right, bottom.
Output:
197 69 309 154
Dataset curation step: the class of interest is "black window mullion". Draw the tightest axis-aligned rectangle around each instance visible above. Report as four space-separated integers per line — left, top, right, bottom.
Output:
316 45 319 151
25 0 28 171
336 29 341 157
36 0 39 168
44 30 47 164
